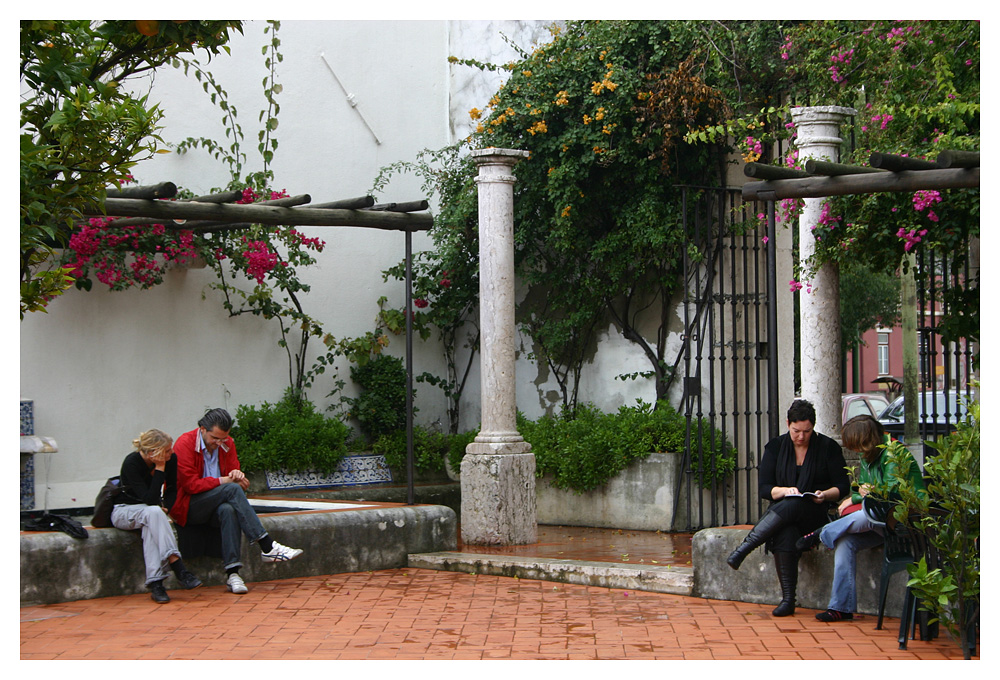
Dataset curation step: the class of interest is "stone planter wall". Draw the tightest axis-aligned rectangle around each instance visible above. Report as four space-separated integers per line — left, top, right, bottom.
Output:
536 452 683 532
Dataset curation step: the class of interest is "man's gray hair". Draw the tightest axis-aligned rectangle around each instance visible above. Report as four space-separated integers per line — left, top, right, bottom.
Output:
198 408 233 432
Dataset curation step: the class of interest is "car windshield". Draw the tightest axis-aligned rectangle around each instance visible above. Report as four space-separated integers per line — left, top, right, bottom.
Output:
879 392 968 420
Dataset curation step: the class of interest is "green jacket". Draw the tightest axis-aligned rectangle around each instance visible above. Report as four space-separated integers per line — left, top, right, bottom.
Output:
853 437 927 504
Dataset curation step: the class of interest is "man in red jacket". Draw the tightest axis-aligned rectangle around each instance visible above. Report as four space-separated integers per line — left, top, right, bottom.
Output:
169 408 303 594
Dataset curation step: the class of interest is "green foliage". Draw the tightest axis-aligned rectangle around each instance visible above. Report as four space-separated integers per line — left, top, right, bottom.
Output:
372 426 478 476
374 427 441 474
344 354 410 442
374 144 481 434
232 391 349 473
446 21 788 406
839 259 901 353
19 19 242 317
882 393 979 659
518 400 736 493
445 429 480 473
684 21 979 349
756 21 978 346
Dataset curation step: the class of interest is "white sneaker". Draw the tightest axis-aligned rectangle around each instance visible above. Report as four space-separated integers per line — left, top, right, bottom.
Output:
226 573 248 594
261 541 303 563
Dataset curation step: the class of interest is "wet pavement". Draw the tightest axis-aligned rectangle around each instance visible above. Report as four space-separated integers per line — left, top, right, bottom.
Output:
20 525 975 661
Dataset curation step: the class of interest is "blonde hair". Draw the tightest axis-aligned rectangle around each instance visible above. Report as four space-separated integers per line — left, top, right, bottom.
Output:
133 429 173 456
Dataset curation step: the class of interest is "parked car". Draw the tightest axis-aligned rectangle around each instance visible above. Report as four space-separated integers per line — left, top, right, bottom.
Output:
842 393 890 425
877 390 970 443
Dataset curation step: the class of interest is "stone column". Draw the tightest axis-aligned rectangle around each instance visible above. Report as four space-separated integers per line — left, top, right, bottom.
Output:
461 148 536 546
791 106 856 438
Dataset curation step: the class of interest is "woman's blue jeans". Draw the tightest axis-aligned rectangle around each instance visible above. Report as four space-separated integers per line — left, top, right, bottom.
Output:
820 510 885 613
185 483 267 571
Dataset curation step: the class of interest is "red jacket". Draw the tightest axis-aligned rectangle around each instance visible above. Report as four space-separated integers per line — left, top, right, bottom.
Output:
169 427 241 526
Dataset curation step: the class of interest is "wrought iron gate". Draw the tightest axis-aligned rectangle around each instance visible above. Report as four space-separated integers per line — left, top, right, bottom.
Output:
672 186 776 531
912 239 977 442
670 185 977 532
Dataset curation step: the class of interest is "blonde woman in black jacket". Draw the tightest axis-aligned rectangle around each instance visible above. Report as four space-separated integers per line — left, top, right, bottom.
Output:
112 429 202 603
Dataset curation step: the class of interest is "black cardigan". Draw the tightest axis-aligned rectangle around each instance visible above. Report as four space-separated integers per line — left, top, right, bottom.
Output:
119 450 178 507
758 431 850 502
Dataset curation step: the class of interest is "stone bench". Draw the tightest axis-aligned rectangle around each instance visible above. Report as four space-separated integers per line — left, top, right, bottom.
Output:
20 503 457 605
691 526 909 616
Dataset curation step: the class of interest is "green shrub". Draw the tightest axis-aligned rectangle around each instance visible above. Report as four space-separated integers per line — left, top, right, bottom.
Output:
520 400 737 493
885 393 979 659
232 391 349 473
446 429 479 472
373 426 479 475
373 426 446 473
345 354 409 442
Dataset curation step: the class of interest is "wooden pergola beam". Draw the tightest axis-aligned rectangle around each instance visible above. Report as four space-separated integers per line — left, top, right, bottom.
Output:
97 197 433 231
742 167 979 201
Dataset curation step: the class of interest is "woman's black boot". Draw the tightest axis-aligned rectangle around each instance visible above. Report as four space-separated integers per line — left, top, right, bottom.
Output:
727 510 785 570
771 551 799 617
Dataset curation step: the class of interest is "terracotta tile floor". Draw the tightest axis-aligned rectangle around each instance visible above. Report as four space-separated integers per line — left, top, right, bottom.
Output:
20 526 975 660
20 570 974 660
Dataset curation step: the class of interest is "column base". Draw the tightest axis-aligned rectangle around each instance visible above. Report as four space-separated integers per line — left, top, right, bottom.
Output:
465 436 532 456
460 452 537 545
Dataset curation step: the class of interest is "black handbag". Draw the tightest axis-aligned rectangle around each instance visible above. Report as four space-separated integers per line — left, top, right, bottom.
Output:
91 476 124 527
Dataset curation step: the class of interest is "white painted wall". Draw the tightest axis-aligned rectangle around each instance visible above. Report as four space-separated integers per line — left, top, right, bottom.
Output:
19 20 675 509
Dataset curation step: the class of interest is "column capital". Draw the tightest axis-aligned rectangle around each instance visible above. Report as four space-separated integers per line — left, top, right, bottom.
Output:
471 148 531 166
790 106 857 160
790 105 858 124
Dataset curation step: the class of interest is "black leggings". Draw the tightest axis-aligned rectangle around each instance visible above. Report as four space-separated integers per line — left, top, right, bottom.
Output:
765 497 831 553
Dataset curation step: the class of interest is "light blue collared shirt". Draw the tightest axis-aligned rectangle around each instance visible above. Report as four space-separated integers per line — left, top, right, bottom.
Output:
196 429 229 479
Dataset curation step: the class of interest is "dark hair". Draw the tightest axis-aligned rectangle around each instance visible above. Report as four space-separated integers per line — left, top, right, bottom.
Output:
198 408 233 432
842 414 885 464
786 399 816 425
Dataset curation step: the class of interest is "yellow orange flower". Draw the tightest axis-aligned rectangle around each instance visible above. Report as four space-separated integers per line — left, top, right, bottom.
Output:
469 108 482 120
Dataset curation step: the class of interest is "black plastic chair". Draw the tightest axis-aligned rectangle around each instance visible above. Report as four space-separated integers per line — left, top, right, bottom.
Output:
901 515 978 657
862 496 916 630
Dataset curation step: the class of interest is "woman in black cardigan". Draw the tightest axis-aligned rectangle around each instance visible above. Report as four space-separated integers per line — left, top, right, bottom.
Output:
112 429 202 603
727 399 850 616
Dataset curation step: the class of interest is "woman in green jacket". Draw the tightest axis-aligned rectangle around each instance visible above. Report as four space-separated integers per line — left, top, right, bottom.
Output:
797 414 925 622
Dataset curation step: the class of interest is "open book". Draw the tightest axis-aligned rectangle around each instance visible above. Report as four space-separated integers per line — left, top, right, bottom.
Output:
784 491 823 500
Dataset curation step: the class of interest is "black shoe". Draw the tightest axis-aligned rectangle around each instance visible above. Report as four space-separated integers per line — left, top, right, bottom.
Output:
795 530 822 552
176 568 202 590
149 580 170 604
816 609 853 622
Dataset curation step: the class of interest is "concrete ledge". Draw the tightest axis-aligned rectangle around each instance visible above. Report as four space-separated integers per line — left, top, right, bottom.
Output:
408 552 693 595
692 526 908 616
260 483 461 518
21 504 457 605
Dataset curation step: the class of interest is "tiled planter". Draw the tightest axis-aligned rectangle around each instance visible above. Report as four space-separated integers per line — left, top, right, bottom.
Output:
263 453 393 491
20 400 34 510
